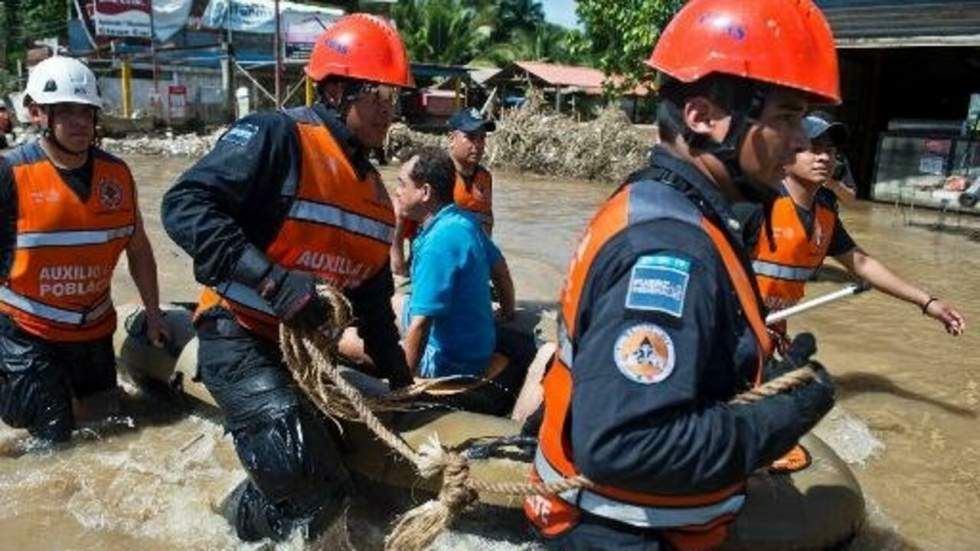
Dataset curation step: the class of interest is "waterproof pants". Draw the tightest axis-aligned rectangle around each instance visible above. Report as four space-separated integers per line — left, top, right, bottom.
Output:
0 313 116 443
197 316 351 542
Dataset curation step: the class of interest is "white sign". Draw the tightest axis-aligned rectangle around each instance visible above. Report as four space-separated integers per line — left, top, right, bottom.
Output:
169 85 187 120
201 0 343 35
94 0 152 39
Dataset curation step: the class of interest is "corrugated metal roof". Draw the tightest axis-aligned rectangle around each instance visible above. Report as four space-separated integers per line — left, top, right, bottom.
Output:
492 61 649 96
513 61 606 90
818 1 980 45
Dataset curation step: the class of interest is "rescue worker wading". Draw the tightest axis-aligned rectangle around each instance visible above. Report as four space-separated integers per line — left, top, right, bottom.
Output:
524 1 841 549
160 14 414 542
0 57 167 444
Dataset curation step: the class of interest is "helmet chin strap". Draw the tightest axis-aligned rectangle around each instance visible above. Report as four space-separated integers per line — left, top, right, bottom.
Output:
683 86 780 205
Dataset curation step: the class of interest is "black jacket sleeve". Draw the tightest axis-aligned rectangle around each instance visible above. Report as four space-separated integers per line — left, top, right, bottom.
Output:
569 220 824 495
346 265 412 387
0 159 15 279
161 113 300 287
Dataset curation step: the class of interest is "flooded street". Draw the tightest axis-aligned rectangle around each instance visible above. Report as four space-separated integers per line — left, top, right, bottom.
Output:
1 153 978 550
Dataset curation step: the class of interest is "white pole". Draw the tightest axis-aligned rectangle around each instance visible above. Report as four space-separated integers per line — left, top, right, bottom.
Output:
765 282 872 325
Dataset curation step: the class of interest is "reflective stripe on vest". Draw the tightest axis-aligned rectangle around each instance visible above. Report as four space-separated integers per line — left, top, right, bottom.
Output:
534 449 745 529
195 109 396 339
289 199 393 244
753 195 836 307
1 143 134 341
16 225 135 248
751 259 815 282
0 286 113 325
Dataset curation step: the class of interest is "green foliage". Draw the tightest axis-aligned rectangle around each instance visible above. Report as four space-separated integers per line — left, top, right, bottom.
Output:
392 0 492 66
392 0 588 68
573 0 686 93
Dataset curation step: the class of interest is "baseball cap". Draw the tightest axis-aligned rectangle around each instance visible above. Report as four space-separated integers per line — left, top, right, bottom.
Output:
448 107 496 133
802 112 848 147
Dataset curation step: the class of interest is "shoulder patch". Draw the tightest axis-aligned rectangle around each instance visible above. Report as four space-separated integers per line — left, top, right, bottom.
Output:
220 123 259 147
613 323 675 385
625 254 691 317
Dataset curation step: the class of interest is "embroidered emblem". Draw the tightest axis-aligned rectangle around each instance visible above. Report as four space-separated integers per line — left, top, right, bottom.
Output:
613 323 676 385
625 254 691 317
220 123 259 147
97 178 123 210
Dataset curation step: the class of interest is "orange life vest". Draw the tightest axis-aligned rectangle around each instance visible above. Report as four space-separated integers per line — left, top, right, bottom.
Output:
0 143 136 342
453 165 493 235
525 179 773 551
196 108 396 341
752 195 836 312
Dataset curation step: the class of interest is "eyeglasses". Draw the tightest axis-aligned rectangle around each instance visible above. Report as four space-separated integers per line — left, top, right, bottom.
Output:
355 84 399 109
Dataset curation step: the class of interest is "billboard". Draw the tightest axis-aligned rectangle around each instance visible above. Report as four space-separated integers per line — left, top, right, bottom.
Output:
94 0 152 39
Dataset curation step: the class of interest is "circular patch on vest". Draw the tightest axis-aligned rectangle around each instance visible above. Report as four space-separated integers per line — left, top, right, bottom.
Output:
97 178 123 210
613 323 675 385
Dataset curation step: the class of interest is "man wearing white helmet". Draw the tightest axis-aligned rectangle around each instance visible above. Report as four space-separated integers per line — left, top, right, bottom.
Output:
0 56 167 444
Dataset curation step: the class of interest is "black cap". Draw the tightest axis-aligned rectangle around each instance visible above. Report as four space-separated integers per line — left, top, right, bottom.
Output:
802 112 848 147
448 107 496 133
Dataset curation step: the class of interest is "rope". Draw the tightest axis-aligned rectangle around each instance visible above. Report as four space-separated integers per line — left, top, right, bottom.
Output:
279 285 820 551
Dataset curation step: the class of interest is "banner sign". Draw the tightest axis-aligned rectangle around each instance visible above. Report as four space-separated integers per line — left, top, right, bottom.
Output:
94 0 152 38
284 12 333 59
201 0 342 36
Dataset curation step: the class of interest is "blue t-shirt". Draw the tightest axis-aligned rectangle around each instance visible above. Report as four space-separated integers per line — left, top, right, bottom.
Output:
408 205 502 378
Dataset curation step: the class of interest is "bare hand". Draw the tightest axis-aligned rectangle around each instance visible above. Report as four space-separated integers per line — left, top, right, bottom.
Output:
926 299 966 336
145 309 170 347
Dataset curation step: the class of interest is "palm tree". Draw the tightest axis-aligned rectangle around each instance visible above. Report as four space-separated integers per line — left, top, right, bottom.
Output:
495 0 545 37
392 0 491 66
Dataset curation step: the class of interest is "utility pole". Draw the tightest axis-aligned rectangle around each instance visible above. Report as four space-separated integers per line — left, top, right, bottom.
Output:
273 0 281 109
149 0 158 96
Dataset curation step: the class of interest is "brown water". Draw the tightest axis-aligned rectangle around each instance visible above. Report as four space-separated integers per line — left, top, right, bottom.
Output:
1 154 978 550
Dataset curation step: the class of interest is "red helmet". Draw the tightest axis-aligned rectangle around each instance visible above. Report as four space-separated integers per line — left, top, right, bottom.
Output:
305 13 414 88
648 0 840 105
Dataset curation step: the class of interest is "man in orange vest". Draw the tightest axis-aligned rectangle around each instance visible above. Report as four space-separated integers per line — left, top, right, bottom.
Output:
746 112 966 336
390 107 497 275
0 57 166 444
525 2 840 549
162 14 414 542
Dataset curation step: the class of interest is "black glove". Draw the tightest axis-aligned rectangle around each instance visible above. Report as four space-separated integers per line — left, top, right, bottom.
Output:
789 360 836 428
258 265 329 331
764 332 817 382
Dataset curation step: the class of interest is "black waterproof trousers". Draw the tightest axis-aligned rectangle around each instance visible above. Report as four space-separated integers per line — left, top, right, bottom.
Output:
196 315 351 542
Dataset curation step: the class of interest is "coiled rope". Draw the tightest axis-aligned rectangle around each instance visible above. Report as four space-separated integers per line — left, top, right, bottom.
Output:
280 286 818 550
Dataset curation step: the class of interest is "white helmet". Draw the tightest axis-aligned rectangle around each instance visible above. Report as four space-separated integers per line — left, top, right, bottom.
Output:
24 57 102 109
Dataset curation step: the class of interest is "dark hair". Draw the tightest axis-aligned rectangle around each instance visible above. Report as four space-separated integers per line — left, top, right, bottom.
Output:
655 74 761 143
409 146 456 204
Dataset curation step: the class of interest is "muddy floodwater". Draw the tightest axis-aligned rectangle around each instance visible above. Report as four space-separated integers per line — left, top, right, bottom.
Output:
1 154 978 550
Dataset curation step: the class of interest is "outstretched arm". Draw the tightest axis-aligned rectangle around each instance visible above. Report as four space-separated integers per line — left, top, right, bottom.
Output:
835 247 966 335
125 211 168 346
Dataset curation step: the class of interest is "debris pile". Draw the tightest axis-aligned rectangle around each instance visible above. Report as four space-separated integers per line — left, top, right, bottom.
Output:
488 94 652 182
387 93 654 182
101 128 226 157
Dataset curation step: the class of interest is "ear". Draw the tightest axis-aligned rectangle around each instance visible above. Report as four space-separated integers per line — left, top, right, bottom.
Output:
420 182 434 202
320 81 344 105
682 95 722 137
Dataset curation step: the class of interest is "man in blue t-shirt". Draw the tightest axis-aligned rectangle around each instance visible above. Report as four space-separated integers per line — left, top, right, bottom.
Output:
394 146 515 378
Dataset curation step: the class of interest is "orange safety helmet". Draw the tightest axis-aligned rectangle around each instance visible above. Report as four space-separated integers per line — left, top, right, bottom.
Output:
305 13 414 88
648 0 840 105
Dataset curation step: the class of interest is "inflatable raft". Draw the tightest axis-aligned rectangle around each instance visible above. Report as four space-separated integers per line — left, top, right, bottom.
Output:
114 303 865 550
